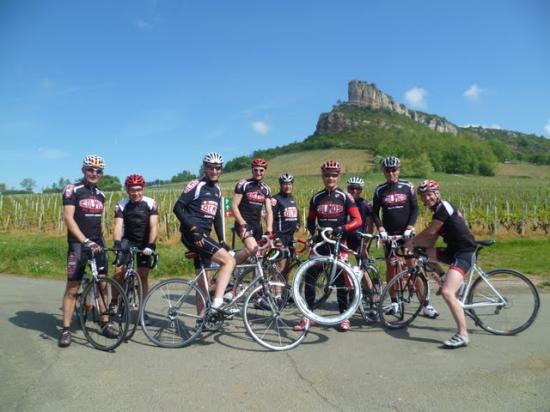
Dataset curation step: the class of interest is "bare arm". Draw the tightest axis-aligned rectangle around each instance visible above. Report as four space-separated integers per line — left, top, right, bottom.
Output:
264 197 273 233
113 217 124 242
412 219 443 248
148 214 159 244
63 205 87 243
231 193 246 226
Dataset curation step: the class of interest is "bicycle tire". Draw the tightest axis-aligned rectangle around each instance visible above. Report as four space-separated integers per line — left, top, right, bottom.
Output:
141 278 206 348
78 277 130 351
357 265 382 325
123 270 143 341
466 269 540 335
292 257 361 325
243 281 307 351
378 270 427 329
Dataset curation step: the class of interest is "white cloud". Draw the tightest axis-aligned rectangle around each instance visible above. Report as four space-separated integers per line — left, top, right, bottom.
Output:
404 87 427 110
251 121 270 135
132 18 154 31
464 84 484 101
544 118 550 138
38 148 69 160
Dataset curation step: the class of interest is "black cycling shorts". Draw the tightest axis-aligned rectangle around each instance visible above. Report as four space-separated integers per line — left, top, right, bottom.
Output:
274 234 295 259
235 222 262 241
67 241 107 281
114 239 152 269
436 248 476 277
181 232 223 269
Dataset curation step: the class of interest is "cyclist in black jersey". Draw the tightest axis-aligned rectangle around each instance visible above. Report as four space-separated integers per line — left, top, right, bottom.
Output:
345 176 377 322
173 152 236 314
59 155 115 347
272 173 300 277
231 158 273 265
412 179 476 348
295 161 363 332
113 174 159 300
373 156 439 318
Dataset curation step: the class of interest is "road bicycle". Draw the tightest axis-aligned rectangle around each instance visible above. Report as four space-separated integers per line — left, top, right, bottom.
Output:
140 238 308 351
378 240 540 334
77 249 130 351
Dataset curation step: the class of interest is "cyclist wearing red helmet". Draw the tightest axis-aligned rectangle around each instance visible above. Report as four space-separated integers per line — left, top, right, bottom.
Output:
295 160 362 332
59 155 110 347
231 158 273 265
412 179 476 348
112 174 159 303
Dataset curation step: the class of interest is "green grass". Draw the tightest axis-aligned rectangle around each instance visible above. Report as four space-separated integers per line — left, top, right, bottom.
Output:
1 233 548 284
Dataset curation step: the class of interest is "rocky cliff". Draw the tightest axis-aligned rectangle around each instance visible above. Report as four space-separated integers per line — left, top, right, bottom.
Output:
316 80 458 135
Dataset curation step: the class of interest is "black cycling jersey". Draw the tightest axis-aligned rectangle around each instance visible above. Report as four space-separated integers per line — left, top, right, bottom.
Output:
173 178 223 239
432 200 476 252
306 188 361 235
114 196 159 245
345 197 373 250
234 178 271 225
62 181 105 242
372 180 418 234
272 193 300 239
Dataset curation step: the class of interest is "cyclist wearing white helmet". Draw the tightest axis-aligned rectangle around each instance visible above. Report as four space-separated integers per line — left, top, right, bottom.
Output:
412 180 476 348
59 155 114 347
373 156 439 319
173 152 236 315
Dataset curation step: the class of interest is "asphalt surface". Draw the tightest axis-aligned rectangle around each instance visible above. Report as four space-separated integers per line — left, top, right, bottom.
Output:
1 274 549 412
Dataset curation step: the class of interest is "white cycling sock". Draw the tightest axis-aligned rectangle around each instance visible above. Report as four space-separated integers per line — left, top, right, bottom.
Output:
212 298 223 308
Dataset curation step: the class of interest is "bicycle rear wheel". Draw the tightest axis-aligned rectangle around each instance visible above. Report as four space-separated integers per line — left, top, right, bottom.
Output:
141 279 205 348
467 269 540 335
378 270 427 329
292 257 360 325
78 277 129 351
243 281 307 351
357 265 382 325
123 271 143 341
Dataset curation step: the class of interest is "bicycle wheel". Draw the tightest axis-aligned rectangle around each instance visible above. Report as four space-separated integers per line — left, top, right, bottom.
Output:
378 270 427 329
122 271 143 341
141 279 206 348
467 269 540 335
357 265 382 325
243 281 307 351
78 277 130 351
292 257 361 325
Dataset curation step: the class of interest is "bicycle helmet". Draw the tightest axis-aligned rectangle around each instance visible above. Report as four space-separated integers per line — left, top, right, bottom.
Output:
381 156 400 169
417 179 440 194
321 160 342 174
125 174 146 188
346 176 364 188
82 155 105 169
279 173 294 183
202 152 224 166
251 158 268 169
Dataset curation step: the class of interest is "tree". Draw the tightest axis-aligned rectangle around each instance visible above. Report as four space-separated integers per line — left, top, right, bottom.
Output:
43 177 72 193
0 183 6 193
20 178 36 193
100 175 122 191
170 170 197 183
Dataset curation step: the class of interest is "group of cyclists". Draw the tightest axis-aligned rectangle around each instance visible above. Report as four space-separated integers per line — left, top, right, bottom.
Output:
59 152 477 349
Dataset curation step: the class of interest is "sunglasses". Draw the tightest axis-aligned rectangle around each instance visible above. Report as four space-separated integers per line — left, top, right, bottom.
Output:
206 165 222 171
348 186 362 191
252 168 266 173
85 167 104 174
323 173 339 178
384 168 399 173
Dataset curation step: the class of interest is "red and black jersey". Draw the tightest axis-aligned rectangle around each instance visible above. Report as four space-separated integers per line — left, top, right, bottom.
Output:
372 180 418 234
114 196 159 245
432 200 476 252
306 188 362 235
173 178 223 239
62 181 105 243
272 193 300 238
234 178 271 225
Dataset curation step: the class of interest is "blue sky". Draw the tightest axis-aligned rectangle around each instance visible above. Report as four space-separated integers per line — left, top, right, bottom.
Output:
1 0 549 191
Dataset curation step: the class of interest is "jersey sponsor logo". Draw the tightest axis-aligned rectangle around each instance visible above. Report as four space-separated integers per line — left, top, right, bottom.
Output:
200 200 218 216
236 179 247 192
184 179 199 193
64 184 75 198
246 191 266 204
316 203 344 218
383 192 407 207
283 207 298 218
79 198 104 213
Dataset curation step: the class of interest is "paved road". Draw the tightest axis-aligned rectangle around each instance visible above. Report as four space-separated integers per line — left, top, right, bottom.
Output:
1 274 549 412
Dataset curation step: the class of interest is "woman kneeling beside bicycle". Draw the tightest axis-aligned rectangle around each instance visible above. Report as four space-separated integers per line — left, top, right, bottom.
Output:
410 179 477 348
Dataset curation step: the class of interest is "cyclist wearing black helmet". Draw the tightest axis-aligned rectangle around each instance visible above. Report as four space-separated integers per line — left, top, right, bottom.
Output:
412 179 476 348
373 156 439 319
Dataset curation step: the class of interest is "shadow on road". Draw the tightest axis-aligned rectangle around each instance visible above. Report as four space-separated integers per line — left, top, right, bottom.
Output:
9 311 61 340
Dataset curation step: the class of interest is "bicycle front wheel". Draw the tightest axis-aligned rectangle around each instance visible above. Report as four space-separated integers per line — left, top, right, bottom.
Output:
357 265 382 325
292 257 361 325
141 279 206 348
467 269 540 335
378 270 427 329
123 271 143 341
243 281 307 351
78 277 129 352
